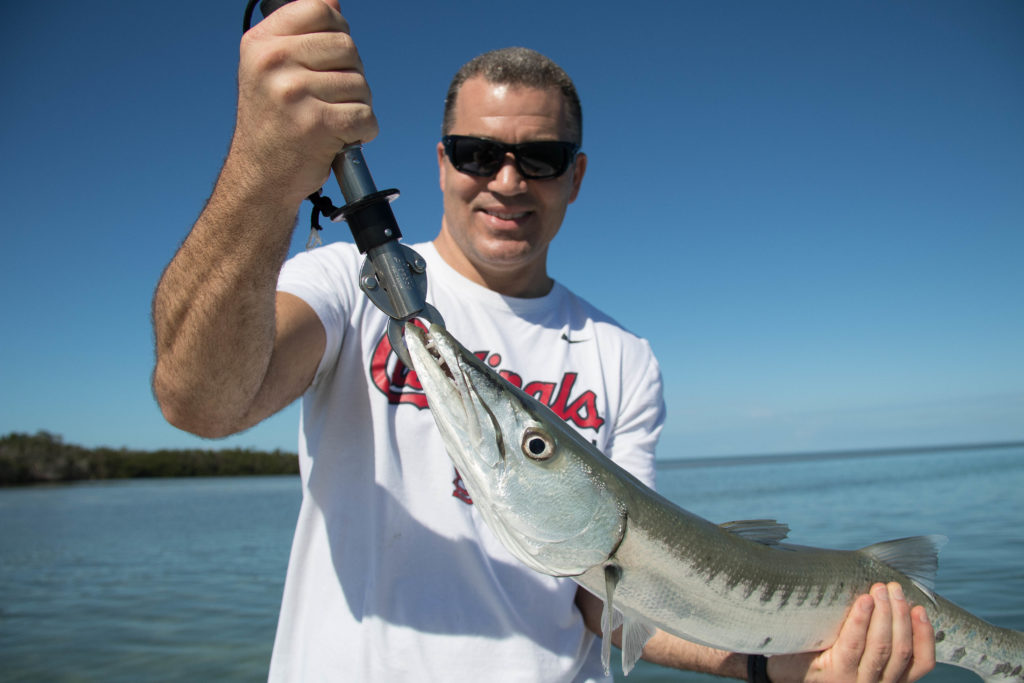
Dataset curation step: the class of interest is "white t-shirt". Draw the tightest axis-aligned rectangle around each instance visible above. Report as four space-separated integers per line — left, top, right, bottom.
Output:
270 241 665 682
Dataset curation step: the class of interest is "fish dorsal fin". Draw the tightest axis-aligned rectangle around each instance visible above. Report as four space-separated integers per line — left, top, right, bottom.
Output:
859 535 948 597
600 564 621 676
621 617 656 675
720 519 790 546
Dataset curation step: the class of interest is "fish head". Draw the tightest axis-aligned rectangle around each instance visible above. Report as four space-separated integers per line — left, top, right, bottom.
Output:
405 322 626 577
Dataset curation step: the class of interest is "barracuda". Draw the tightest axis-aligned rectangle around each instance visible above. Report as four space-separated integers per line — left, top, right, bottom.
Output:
404 323 1024 681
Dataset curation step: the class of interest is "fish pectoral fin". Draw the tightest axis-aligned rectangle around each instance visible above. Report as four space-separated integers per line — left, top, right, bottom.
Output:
720 519 791 546
596 563 655 676
621 618 656 675
600 563 622 676
859 534 948 599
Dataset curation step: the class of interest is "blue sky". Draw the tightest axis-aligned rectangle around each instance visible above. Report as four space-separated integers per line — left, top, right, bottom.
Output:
2 1 1021 459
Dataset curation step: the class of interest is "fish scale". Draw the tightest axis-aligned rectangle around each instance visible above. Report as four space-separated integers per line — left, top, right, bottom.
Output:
405 323 1024 681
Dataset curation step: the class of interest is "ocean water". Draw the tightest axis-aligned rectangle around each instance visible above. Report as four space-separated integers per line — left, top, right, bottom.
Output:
0 476 298 681
0 445 1021 682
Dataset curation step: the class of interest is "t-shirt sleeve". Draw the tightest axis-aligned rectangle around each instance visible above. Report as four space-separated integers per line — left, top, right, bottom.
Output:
277 244 361 386
607 339 665 491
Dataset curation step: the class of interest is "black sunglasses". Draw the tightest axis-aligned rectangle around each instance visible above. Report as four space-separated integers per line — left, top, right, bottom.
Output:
442 135 580 180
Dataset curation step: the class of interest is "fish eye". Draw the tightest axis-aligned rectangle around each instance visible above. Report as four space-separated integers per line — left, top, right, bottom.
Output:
521 428 554 461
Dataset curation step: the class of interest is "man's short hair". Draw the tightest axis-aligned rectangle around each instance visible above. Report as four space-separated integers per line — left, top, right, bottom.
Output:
442 47 583 145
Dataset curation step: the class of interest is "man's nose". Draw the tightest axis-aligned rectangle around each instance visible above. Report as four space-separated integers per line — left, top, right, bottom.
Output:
487 155 528 194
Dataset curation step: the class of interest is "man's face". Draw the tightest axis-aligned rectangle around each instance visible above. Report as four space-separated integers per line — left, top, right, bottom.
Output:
436 76 586 296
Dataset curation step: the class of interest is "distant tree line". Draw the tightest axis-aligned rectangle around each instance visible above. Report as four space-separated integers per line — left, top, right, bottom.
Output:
0 431 299 485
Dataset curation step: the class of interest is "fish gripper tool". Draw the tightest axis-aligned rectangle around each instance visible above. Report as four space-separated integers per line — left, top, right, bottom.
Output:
244 0 446 369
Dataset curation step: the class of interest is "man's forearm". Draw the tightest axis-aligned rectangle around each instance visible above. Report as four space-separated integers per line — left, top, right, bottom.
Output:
152 157 301 437
642 629 749 679
575 586 747 678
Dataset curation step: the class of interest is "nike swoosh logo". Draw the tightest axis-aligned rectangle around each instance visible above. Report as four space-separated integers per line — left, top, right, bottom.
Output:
561 333 589 344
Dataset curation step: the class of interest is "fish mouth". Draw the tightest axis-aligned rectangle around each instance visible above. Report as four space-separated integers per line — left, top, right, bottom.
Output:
404 323 464 417
404 323 504 469
405 324 454 381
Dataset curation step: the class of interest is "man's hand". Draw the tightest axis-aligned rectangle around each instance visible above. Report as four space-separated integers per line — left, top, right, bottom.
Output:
768 582 936 683
234 0 378 206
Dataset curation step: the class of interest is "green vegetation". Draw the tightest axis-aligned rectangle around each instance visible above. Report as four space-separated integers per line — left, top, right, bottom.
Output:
0 431 299 485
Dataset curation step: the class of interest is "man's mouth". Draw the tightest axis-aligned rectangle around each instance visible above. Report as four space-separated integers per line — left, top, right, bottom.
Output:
481 208 531 221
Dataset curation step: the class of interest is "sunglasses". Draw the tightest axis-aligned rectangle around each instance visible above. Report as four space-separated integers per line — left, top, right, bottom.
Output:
442 135 580 180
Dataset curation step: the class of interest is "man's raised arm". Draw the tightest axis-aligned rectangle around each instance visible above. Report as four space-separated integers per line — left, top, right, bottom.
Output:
152 0 376 437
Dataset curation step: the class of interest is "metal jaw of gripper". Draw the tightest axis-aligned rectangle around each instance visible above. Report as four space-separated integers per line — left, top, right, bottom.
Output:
358 241 444 368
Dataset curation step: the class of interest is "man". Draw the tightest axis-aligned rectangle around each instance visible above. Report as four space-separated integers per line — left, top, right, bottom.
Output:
152 0 936 680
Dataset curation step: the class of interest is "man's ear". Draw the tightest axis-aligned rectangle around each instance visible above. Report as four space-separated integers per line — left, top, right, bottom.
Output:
437 142 447 192
568 152 587 203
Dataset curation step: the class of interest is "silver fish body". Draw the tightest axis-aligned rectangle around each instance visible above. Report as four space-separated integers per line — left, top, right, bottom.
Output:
404 323 1024 681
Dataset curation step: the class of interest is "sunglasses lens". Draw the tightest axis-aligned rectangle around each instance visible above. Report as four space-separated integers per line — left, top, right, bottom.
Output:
516 142 571 179
452 138 504 176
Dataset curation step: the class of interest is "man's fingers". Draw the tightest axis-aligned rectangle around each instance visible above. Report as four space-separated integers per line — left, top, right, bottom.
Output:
303 70 372 106
880 583 914 682
324 101 378 144
771 584 936 683
289 31 365 73
830 591 875 676
858 583 894 683
250 0 350 38
247 23 363 76
901 606 936 683
261 68 376 143
318 0 341 14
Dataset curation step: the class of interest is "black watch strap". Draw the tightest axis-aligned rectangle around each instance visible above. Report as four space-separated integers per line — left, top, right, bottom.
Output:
747 654 771 683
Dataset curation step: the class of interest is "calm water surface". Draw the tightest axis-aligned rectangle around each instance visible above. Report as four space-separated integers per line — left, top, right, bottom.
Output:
1 446 1021 681
1 476 300 681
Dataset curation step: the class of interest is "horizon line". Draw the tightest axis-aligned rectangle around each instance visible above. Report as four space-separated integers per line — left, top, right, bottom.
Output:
657 439 1024 470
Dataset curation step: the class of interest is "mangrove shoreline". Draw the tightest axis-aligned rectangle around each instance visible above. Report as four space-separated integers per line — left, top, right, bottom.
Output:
0 431 298 486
